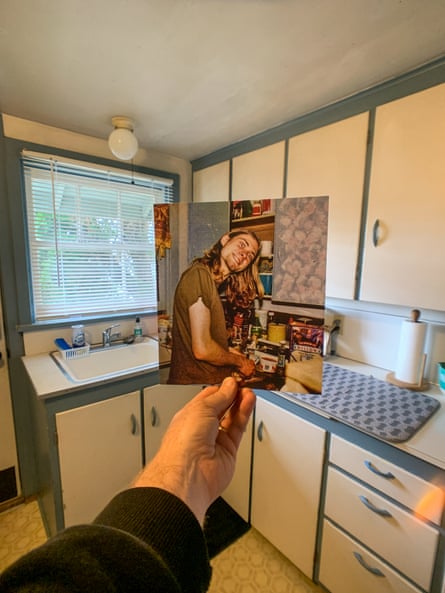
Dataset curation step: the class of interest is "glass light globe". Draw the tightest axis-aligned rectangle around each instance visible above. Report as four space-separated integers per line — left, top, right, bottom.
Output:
108 127 139 161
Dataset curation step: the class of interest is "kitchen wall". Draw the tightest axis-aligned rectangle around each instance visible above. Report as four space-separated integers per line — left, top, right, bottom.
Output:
2 114 192 201
1 113 193 358
191 62 445 386
0 113 193 497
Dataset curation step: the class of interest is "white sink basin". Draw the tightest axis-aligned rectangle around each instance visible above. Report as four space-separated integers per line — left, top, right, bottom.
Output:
51 338 159 384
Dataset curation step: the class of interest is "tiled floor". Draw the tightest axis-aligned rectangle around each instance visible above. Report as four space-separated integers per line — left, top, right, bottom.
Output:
209 529 325 593
0 500 47 573
0 502 323 593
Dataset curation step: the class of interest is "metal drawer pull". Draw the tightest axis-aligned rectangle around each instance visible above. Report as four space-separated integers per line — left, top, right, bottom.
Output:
372 219 380 247
364 460 395 479
257 420 264 442
130 413 138 435
359 495 392 517
150 406 158 427
353 552 385 577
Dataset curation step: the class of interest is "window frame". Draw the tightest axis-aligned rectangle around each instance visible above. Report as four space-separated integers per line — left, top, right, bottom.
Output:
3 139 179 331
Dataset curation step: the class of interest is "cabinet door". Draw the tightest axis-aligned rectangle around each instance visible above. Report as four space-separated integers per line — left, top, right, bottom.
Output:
193 161 230 202
232 142 285 200
251 398 326 578
56 391 142 527
222 417 252 522
361 83 445 310
143 384 203 462
144 384 253 521
286 113 369 299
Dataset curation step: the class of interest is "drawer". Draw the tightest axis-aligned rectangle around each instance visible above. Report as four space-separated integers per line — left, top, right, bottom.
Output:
325 467 438 590
330 435 444 524
319 519 422 593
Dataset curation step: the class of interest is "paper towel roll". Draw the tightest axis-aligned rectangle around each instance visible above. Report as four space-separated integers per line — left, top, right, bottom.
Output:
394 319 426 385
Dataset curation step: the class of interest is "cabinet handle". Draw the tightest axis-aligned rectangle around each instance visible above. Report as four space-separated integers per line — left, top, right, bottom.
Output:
372 219 380 247
364 460 395 480
359 495 392 517
150 406 158 427
353 552 385 577
130 413 138 435
257 421 264 442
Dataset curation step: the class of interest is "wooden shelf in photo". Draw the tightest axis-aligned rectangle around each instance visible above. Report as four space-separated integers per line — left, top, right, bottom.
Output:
231 214 275 227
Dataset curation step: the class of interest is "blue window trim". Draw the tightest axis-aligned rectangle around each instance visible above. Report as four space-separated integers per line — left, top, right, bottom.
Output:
0 133 179 333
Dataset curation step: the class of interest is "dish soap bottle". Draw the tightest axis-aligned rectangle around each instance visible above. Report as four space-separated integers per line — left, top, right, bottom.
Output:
134 316 143 342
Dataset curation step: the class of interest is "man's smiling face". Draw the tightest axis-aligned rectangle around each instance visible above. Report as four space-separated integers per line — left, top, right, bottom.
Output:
219 233 259 278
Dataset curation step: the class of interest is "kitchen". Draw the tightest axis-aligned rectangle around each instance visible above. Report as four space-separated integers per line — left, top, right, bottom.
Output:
1 2 445 592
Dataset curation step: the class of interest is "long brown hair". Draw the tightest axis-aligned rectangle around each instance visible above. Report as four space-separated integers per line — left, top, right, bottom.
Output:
197 229 264 307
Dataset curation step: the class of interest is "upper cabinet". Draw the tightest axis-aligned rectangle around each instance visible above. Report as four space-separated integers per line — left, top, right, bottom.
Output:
232 142 285 200
193 160 230 202
192 81 445 312
286 113 369 300
360 83 445 311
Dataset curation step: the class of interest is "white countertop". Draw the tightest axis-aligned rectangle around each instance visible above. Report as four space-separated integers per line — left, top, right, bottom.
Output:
22 349 445 471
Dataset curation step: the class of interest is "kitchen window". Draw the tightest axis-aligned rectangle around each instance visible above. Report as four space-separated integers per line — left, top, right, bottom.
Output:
21 151 175 322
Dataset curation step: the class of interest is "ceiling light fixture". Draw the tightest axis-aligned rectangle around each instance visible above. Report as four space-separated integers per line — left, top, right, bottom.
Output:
108 116 139 161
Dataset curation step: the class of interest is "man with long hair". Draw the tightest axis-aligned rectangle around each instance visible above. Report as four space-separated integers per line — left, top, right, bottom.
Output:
168 229 264 384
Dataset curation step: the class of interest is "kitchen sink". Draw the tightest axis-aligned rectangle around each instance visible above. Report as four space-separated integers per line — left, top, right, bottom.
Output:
51 337 159 384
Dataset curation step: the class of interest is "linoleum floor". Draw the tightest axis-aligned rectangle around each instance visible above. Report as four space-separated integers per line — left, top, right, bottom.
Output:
0 501 324 592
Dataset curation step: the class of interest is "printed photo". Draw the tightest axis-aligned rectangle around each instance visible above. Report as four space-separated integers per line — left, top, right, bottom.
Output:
155 197 328 394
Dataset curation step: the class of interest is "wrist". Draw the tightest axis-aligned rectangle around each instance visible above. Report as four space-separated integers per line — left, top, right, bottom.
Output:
133 459 208 525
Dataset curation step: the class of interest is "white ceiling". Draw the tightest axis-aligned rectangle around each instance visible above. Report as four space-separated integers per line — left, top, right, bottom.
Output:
1 0 444 162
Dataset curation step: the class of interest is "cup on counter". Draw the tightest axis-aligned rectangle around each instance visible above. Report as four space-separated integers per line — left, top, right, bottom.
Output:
438 362 445 394
72 324 85 348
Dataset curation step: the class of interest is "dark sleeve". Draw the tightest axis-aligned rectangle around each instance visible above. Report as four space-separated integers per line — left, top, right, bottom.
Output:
0 488 211 593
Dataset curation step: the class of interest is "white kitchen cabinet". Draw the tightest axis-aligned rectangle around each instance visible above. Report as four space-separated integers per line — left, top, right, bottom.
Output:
143 384 202 462
251 397 326 578
221 416 253 522
56 391 142 527
232 142 285 200
325 467 438 591
360 83 445 310
143 384 253 522
286 113 369 300
193 161 230 202
320 520 422 593
319 434 444 593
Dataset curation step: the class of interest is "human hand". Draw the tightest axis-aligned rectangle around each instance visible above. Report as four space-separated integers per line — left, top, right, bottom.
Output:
133 377 256 524
236 355 256 378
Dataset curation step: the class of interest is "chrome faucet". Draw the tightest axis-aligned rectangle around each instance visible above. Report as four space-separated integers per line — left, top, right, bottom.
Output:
102 324 121 347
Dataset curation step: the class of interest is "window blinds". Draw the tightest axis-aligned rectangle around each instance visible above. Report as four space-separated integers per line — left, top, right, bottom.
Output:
21 151 175 321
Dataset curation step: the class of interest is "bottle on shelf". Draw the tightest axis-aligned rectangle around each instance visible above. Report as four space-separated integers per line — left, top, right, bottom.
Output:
276 341 288 377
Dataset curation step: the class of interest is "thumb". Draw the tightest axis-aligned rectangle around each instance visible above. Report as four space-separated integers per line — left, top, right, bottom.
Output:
194 376 239 419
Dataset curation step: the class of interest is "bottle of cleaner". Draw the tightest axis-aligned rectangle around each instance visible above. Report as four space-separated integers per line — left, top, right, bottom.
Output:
134 316 143 342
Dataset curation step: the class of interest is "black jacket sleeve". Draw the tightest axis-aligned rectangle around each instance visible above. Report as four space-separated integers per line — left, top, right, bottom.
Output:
0 488 212 593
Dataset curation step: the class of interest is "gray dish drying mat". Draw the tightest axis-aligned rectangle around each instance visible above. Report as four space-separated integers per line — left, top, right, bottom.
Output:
284 363 440 443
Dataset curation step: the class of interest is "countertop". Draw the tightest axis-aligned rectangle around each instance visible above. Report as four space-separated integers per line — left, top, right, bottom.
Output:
21 349 445 470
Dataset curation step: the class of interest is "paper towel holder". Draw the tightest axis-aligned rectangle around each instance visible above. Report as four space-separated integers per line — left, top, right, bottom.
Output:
386 309 429 391
386 355 428 391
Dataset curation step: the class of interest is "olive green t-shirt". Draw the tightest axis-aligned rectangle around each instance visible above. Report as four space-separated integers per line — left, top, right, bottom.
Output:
168 262 233 384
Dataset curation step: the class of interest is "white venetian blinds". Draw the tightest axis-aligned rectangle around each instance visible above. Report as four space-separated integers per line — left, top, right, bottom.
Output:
22 151 175 321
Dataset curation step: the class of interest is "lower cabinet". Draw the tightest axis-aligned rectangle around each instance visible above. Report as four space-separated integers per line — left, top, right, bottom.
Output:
319 435 444 593
143 384 253 522
143 384 203 463
250 397 326 578
56 391 143 527
320 520 422 593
